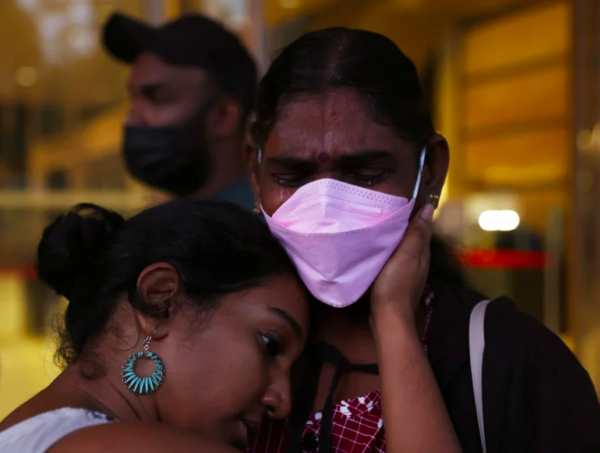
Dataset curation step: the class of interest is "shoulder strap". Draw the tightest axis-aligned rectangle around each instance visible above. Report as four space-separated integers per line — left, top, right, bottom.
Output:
469 299 492 453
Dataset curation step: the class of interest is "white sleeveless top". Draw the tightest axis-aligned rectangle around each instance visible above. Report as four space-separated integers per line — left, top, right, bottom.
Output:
0 407 112 453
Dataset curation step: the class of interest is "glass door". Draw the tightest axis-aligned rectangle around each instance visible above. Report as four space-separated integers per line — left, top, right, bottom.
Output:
571 0 600 388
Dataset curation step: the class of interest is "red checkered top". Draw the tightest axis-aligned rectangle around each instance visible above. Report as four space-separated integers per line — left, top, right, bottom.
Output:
249 389 386 453
248 291 434 453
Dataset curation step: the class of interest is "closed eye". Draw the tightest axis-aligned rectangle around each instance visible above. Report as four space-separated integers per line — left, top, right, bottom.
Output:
267 157 318 187
348 169 391 186
261 333 283 357
271 172 311 187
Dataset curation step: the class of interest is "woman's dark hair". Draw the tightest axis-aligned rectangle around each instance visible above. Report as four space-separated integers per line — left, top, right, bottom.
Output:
252 27 434 152
252 27 465 288
37 200 298 366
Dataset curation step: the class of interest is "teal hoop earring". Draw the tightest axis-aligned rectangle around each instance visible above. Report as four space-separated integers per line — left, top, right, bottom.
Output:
121 329 165 395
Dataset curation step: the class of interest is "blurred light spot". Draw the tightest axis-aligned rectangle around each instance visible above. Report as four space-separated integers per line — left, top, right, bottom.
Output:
68 28 95 53
16 0 37 11
70 0 93 24
17 0 97 65
280 0 300 9
478 210 520 232
227 14 248 29
15 67 38 87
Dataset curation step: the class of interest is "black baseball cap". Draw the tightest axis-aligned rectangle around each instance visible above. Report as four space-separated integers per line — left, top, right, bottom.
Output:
102 12 257 115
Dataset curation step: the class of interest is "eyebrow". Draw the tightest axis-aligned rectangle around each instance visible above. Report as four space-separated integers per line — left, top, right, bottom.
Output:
339 150 395 164
269 307 304 338
267 150 394 166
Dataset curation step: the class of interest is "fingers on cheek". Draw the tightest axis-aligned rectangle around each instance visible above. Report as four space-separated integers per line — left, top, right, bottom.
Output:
414 226 429 243
423 251 431 265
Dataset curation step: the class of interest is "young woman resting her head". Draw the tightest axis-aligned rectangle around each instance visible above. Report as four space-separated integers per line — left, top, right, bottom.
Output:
0 200 309 453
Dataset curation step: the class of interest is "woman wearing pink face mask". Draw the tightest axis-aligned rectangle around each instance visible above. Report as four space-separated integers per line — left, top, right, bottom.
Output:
247 28 600 453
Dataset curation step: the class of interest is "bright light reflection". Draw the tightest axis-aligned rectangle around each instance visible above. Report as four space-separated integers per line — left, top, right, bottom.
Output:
17 0 96 65
478 210 520 232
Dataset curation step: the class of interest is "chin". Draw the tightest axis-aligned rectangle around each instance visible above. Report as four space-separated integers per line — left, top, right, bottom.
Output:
221 418 252 452
341 294 372 317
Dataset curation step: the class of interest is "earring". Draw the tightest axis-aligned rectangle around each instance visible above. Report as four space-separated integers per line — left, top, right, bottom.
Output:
253 202 261 215
121 328 165 395
429 193 440 208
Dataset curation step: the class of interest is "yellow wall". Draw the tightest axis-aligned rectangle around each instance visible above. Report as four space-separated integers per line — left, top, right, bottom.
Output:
455 1 572 234
0 277 60 419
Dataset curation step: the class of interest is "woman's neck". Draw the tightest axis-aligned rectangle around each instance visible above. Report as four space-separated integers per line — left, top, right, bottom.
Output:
313 302 378 364
312 299 426 364
51 354 160 423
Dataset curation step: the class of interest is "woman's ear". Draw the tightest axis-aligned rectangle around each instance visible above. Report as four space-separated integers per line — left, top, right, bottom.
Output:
423 134 449 199
135 263 182 339
206 96 243 139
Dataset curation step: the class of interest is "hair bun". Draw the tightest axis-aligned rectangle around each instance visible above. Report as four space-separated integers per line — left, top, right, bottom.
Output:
37 203 125 301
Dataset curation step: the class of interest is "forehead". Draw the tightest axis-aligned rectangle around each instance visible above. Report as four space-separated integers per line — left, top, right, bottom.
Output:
265 89 405 158
128 52 211 88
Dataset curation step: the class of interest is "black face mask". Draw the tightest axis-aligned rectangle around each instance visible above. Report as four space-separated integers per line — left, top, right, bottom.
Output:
122 109 212 197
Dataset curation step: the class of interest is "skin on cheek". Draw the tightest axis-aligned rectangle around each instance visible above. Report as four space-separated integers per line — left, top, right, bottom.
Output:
258 171 294 215
163 323 264 435
263 193 292 216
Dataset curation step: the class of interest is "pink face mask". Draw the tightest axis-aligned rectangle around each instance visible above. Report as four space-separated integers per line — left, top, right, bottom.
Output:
262 149 426 308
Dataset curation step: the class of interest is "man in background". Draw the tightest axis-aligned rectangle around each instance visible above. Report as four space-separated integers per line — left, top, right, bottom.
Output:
102 12 257 210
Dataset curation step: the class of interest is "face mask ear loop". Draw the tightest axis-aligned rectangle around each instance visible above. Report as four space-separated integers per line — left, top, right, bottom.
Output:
412 147 427 200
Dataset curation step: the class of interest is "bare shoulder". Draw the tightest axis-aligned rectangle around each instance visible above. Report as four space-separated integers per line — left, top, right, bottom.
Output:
48 422 238 453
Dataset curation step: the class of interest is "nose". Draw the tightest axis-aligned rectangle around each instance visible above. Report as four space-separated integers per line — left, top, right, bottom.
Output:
314 171 338 182
312 161 339 182
260 367 292 420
